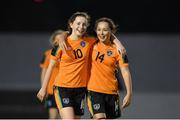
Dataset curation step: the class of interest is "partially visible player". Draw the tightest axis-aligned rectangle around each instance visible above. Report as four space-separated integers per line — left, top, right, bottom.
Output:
40 29 64 119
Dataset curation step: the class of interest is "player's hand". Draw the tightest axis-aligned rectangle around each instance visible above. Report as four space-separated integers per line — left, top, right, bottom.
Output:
122 94 131 108
59 39 67 51
58 32 68 51
37 88 46 102
117 45 126 56
111 33 126 55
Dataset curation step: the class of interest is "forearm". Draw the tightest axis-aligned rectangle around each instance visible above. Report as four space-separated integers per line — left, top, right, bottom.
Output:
121 67 133 95
41 60 56 90
40 69 47 86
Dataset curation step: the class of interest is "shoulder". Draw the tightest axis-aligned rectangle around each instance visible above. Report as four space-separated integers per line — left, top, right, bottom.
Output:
107 44 117 52
46 49 52 54
111 44 122 57
51 46 62 56
83 37 97 46
42 49 51 57
84 36 96 41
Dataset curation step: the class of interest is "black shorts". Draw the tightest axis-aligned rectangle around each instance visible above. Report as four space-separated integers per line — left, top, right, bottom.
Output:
54 86 86 116
44 94 57 108
87 90 121 119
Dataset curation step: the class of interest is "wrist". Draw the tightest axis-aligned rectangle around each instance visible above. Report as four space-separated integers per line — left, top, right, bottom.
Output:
126 92 132 96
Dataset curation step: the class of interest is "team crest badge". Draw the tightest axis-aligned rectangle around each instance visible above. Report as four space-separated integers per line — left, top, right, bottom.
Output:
63 98 70 104
107 50 112 56
80 41 86 47
93 104 100 110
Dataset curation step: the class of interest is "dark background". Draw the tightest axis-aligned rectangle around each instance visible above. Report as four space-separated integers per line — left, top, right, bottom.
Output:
1 0 180 33
0 0 180 118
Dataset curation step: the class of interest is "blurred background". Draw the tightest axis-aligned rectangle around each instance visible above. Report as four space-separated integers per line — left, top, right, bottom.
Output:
0 0 180 118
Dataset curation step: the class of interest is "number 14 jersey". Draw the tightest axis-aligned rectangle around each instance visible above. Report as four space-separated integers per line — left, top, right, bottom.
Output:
88 42 129 95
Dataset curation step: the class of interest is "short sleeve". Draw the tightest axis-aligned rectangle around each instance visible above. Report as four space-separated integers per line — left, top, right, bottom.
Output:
40 50 51 68
50 46 62 61
116 53 129 67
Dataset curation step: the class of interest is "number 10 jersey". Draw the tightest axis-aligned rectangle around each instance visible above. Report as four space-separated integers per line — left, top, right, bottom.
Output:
51 36 95 88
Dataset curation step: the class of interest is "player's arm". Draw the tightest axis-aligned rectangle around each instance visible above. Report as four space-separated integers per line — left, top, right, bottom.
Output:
111 33 126 55
119 65 132 108
40 68 47 86
37 59 56 102
40 52 49 86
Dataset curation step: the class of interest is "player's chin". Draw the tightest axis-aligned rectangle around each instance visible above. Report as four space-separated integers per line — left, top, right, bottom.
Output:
78 29 86 34
77 32 84 37
99 38 106 42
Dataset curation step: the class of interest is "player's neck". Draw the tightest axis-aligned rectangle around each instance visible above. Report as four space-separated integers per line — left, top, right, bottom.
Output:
101 39 111 46
69 33 82 41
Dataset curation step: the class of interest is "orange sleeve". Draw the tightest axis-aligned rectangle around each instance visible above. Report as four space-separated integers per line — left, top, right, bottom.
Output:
116 52 129 67
40 50 51 68
50 46 62 61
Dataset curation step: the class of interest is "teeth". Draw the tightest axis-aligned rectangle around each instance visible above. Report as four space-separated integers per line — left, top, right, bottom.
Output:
77 30 83 33
100 36 105 39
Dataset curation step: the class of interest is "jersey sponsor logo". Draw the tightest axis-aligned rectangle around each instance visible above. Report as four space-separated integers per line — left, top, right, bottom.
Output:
62 98 70 104
93 104 100 110
107 50 113 56
80 41 86 47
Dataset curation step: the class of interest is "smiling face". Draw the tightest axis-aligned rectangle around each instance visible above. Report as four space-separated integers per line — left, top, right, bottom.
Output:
70 16 88 38
96 21 111 43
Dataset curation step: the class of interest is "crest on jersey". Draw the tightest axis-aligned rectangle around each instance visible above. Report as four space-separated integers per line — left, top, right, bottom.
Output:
93 104 100 110
107 50 112 56
80 41 86 47
63 98 70 104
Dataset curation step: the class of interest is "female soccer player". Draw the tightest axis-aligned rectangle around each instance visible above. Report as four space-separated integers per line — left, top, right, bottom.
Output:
87 18 133 119
37 12 95 119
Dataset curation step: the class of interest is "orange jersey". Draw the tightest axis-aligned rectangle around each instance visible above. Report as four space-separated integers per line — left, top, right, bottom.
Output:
87 42 129 95
51 36 96 88
40 49 59 95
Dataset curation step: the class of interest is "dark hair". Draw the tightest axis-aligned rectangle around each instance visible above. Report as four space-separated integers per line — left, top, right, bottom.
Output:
94 17 117 33
67 12 90 34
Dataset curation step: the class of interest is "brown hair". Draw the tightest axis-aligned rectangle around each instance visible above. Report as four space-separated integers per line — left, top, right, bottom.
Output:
67 12 90 34
94 17 117 33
